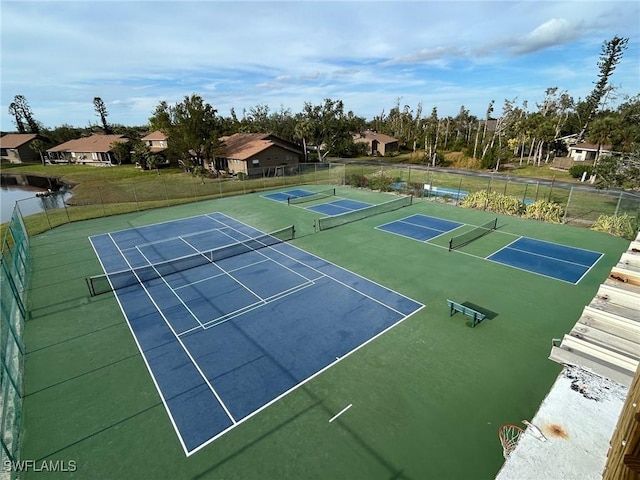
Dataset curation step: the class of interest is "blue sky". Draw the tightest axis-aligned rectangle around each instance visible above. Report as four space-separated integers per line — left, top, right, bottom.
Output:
1 0 639 130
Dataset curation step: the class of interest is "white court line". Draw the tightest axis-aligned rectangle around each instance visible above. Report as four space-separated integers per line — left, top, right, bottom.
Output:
101 212 425 456
195 280 317 332
329 404 353 423
135 247 206 328
119 249 238 424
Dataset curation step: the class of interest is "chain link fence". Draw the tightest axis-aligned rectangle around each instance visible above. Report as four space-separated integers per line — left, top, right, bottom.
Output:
12 163 346 237
342 163 639 234
1 206 29 480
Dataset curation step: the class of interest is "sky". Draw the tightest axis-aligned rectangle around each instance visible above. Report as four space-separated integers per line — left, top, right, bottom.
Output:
1 0 639 130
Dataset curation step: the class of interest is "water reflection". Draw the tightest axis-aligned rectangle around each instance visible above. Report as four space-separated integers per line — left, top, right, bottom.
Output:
1 184 73 224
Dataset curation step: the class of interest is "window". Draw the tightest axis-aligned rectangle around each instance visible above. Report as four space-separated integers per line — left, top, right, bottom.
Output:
92 152 98 160
252 159 260 167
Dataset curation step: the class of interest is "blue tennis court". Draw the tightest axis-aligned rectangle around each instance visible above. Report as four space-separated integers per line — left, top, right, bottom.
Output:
377 214 603 284
262 188 317 202
376 214 463 241
487 237 603 284
89 213 423 455
307 199 372 216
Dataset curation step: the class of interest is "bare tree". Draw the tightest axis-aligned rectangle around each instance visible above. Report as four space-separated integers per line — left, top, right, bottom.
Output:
578 36 629 141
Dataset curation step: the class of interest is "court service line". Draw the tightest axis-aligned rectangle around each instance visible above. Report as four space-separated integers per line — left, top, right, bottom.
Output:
135 246 206 329
213 223 328 284
253 243 413 318
329 404 353 423
193 281 318 333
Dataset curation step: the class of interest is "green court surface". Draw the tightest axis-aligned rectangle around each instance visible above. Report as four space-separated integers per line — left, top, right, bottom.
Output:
22 185 629 479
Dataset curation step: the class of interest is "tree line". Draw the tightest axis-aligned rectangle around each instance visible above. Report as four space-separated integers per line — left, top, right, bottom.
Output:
6 36 639 188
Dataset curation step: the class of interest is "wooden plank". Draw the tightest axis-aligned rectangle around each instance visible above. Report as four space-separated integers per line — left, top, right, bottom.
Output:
548 346 633 387
603 365 640 480
590 298 640 323
569 325 640 359
620 252 640 269
561 335 638 373
610 266 640 287
597 283 640 312
581 306 640 339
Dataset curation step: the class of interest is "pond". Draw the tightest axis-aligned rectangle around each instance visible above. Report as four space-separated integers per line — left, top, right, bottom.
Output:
0 174 73 224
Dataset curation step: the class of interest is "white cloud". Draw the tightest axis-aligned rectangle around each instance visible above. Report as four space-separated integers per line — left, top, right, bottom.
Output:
510 18 580 55
1 1 638 129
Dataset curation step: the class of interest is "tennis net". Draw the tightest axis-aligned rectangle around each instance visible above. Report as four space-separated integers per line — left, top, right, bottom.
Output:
448 218 497 251
315 195 413 231
287 188 336 205
86 225 295 296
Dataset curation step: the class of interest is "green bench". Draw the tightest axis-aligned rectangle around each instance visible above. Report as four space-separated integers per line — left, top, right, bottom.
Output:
447 299 486 327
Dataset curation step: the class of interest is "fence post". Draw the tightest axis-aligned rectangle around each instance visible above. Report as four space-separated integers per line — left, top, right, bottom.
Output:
132 182 140 210
163 178 170 207
563 186 573 224
547 175 555 201
62 199 71 223
522 183 529 205
614 191 623 216
40 199 53 231
98 186 106 217
456 177 463 206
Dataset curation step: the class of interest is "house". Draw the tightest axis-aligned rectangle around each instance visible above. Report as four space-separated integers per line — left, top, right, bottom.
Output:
0 133 43 163
140 130 172 167
141 130 168 153
353 130 399 156
214 133 302 176
567 143 620 164
46 134 129 165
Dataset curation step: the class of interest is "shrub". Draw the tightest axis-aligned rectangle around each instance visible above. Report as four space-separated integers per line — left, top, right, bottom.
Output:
345 174 368 188
523 200 564 223
569 164 594 179
591 214 638 240
460 190 525 215
368 174 394 192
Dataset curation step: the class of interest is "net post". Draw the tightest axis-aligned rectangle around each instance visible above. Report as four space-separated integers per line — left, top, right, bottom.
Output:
287 196 291 206
85 277 96 297
448 239 453 251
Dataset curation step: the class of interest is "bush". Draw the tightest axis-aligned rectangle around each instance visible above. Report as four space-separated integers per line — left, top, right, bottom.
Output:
368 174 394 191
591 214 638 240
345 174 368 188
569 164 594 179
523 200 564 223
460 190 525 215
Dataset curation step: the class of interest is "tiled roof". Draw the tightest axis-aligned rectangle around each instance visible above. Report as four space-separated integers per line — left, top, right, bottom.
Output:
217 133 302 160
0 133 39 148
141 130 167 141
353 130 398 145
47 134 128 153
